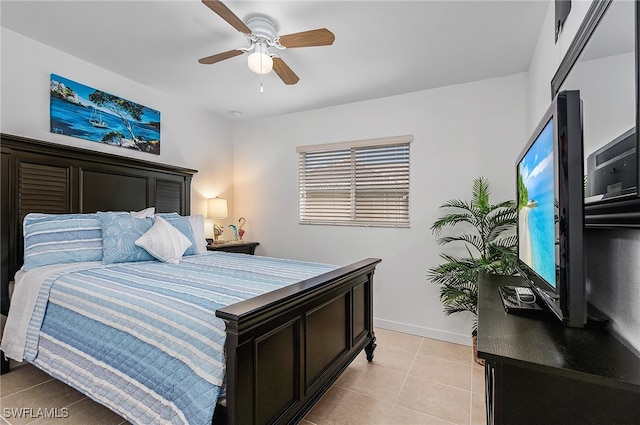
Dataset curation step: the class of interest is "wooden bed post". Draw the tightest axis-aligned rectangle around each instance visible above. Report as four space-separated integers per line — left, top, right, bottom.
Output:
365 332 377 362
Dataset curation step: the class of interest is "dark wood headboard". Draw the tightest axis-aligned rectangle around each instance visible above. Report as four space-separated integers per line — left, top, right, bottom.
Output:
0 133 197 315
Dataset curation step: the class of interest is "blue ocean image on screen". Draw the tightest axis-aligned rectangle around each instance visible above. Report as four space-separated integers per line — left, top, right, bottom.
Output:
518 119 557 288
527 189 555 285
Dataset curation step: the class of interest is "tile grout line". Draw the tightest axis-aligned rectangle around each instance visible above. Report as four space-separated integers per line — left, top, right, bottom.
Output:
0 378 56 400
390 337 423 407
332 362 404 404
393 354 474 395
4 332 482 425
394 337 476 425
27 397 91 424
331 336 423 422
390 337 463 425
415 351 474 368
469 350 474 425
399 374 474 395
469 355 488 424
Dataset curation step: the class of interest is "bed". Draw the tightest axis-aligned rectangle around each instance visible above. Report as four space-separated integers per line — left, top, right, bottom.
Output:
0 133 381 424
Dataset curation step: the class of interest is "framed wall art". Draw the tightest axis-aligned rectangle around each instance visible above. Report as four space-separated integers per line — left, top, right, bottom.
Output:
50 74 161 155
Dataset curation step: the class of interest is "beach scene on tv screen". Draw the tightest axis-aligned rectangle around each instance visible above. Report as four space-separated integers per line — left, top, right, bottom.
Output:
517 119 557 288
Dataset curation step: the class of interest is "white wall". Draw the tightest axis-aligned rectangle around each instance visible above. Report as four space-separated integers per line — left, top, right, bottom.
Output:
566 52 635 159
1 25 530 347
527 0 640 354
528 1 634 155
0 28 235 229
527 0 557 131
527 0 591 129
233 73 529 345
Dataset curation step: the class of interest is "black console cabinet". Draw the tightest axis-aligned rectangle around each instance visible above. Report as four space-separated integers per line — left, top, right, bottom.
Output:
477 273 640 425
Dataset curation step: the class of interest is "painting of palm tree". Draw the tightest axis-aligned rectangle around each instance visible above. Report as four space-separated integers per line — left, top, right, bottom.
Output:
50 74 160 155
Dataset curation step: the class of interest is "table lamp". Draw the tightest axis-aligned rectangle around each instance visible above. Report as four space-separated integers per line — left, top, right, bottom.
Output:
207 197 228 243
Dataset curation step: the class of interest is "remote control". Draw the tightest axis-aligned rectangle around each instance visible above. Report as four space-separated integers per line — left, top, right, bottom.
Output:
515 286 535 303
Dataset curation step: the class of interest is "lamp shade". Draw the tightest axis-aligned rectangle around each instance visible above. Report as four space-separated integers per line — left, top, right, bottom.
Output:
207 197 228 219
247 43 273 75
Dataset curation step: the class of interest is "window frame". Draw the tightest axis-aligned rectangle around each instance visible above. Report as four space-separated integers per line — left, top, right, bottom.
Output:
297 135 412 228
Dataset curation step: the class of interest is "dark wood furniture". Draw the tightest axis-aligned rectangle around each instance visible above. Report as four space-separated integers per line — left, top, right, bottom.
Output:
207 241 259 255
1 133 381 425
1 134 195 316
477 272 640 425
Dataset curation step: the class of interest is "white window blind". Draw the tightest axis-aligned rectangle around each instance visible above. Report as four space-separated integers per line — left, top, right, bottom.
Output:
298 135 411 227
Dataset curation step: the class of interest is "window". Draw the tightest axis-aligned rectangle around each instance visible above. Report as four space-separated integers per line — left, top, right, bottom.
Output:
297 135 411 227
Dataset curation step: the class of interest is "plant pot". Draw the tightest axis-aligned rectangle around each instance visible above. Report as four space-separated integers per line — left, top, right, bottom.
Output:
472 335 485 366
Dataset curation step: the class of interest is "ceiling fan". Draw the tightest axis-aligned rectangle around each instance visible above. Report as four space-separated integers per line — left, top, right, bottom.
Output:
198 0 335 85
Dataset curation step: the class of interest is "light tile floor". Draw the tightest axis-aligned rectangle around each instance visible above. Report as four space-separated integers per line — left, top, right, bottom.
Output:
1 328 486 425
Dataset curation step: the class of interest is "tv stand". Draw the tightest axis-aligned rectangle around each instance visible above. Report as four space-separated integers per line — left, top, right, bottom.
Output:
478 273 640 425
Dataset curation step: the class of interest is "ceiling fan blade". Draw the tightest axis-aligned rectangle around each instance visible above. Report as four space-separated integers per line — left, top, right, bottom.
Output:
278 28 335 48
201 0 251 34
273 57 300 85
198 49 244 65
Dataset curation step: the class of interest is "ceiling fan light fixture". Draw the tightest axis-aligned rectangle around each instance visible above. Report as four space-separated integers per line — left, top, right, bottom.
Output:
199 2 334 85
247 43 273 75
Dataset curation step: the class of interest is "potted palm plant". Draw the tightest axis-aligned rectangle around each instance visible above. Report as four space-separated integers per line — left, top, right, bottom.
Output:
428 177 518 364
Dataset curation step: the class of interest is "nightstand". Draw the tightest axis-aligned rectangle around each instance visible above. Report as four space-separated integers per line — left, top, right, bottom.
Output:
206 241 259 255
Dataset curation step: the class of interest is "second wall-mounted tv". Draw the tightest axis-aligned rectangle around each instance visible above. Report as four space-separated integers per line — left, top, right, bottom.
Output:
516 90 586 327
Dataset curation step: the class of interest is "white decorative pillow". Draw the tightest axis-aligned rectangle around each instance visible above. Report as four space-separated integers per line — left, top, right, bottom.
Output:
130 207 155 218
135 216 192 264
187 215 208 254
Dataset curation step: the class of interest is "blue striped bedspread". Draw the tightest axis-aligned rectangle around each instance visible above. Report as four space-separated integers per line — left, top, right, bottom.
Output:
23 252 337 425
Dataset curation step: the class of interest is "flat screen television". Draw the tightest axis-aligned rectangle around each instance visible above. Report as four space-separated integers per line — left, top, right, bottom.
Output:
515 90 586 328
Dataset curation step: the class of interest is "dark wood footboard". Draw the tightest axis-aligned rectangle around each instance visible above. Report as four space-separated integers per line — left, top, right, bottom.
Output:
215 257 381 425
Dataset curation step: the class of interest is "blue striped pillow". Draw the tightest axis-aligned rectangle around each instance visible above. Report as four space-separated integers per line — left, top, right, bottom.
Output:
23 213 104 270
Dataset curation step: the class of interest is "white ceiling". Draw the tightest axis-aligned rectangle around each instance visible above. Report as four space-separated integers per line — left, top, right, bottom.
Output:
1 0 550 122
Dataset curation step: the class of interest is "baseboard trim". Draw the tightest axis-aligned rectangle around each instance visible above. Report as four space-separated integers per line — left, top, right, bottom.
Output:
373 318 472 347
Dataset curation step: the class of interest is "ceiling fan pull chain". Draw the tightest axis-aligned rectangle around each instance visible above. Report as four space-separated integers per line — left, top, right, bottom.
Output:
260 54 265 94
